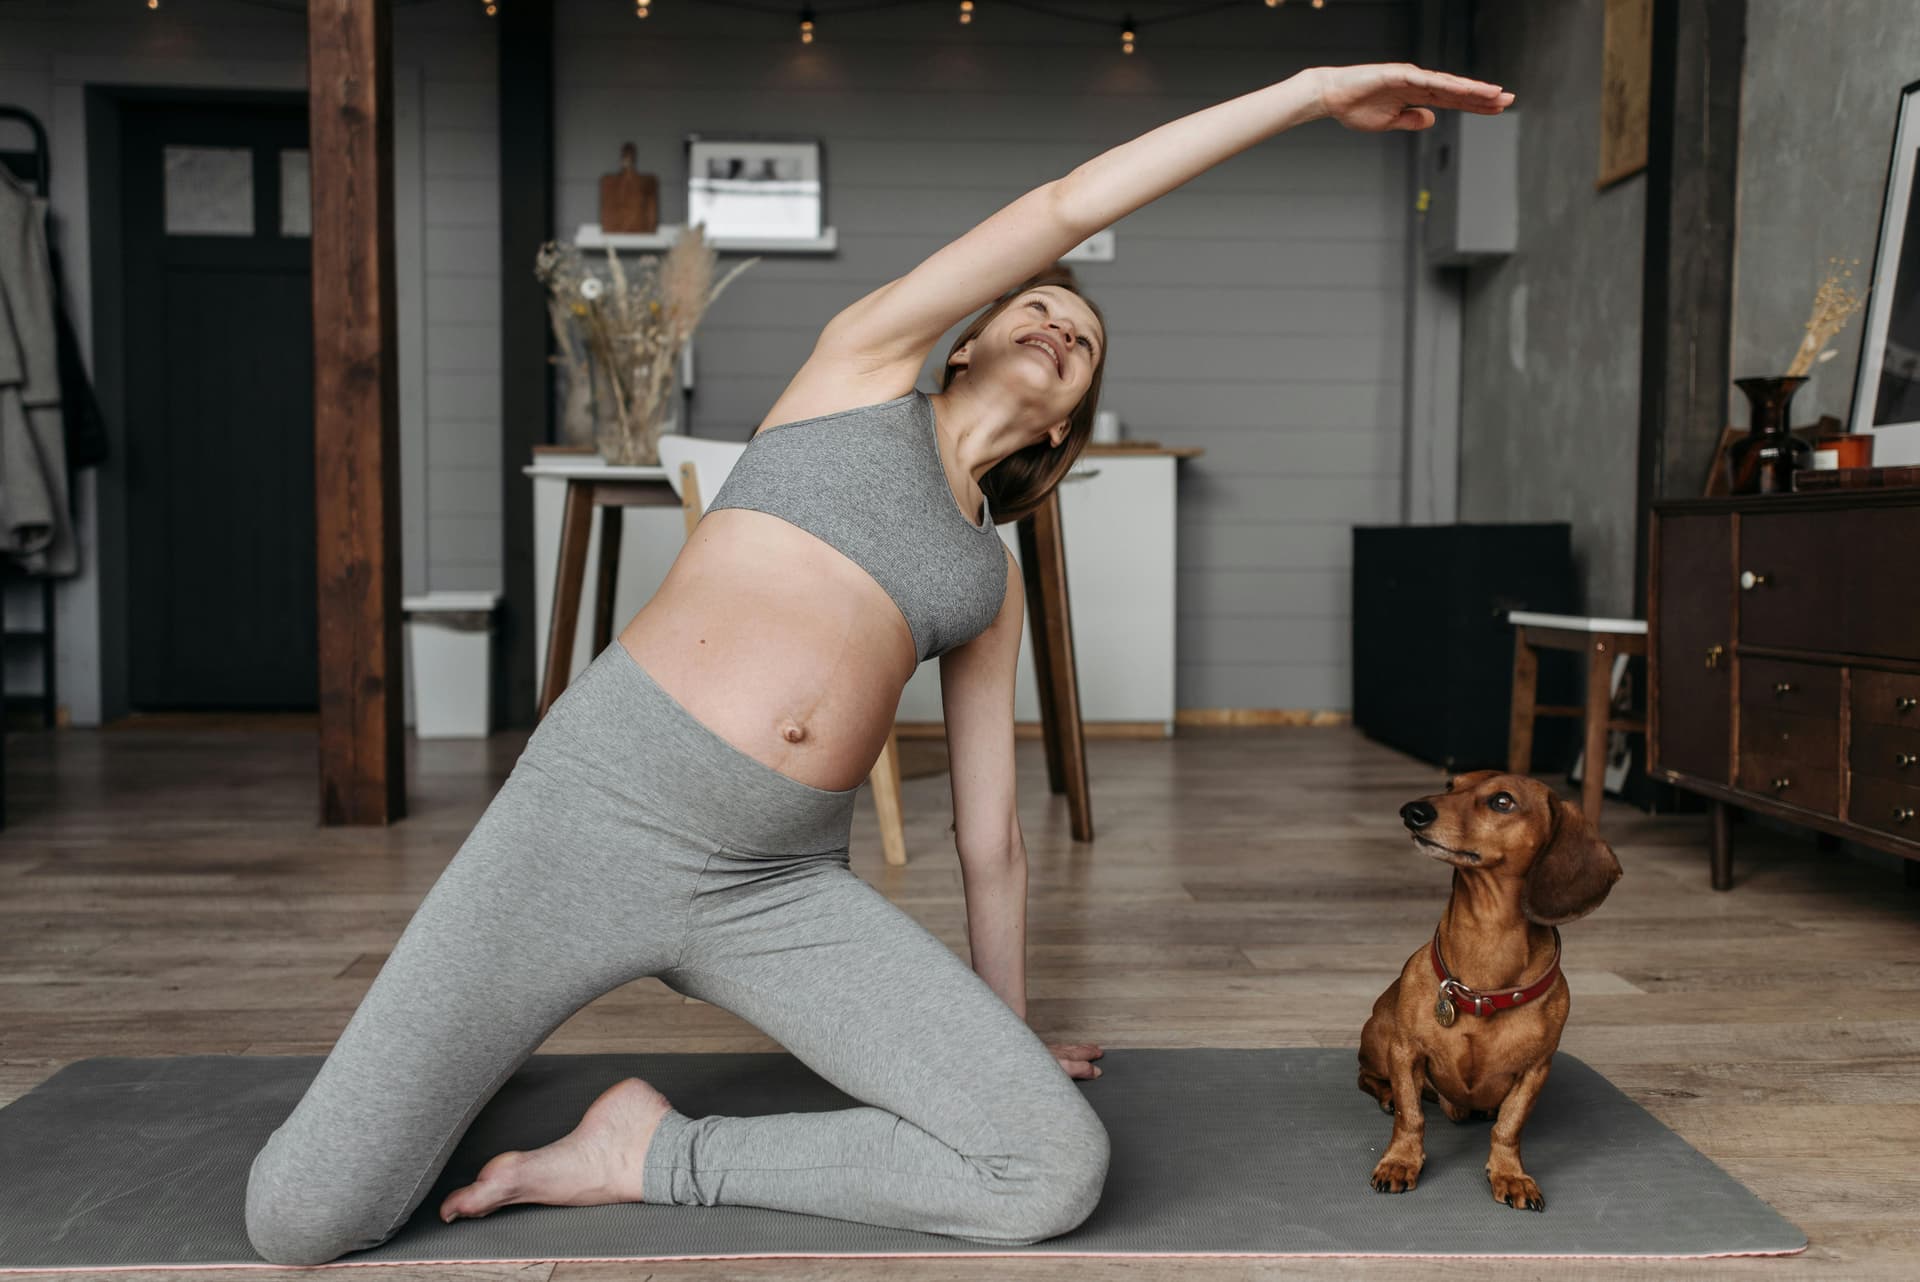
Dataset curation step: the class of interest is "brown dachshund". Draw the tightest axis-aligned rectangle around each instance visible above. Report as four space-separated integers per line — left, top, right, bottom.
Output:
1357 770 1621 1211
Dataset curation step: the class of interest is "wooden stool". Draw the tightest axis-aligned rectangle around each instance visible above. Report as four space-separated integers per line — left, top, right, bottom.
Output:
1506 611 1648 826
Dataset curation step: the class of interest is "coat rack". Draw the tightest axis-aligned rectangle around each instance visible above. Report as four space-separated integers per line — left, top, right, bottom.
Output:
1 103 58 832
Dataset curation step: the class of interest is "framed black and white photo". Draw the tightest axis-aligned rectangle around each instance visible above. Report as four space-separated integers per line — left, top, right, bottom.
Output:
685 136 822 242
1849 78 1920 466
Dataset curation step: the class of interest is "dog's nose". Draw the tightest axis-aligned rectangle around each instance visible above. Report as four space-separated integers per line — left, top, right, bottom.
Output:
1400 800 1437 830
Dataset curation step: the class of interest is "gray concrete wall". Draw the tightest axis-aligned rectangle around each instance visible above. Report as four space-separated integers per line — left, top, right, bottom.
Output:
1732 0 1920 439
553 0 1415 712
1458 0 1645 618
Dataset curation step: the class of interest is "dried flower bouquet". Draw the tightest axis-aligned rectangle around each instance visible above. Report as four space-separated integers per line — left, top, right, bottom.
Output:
536 225 758 464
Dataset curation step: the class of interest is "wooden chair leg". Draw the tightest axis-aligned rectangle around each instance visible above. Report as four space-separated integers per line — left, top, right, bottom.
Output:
870 729 907 867
592 505 622 654
1581 641 1612 825
678 463 702 540
1508 627 1538 775
1023 490 1091 842
539 481 594 719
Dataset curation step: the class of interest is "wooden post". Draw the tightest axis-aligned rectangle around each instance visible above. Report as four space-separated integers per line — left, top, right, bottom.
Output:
309 0 405 825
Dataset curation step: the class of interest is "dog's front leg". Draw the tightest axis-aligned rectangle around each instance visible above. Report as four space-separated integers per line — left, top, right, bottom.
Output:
1369 1041 1428 1193
1486 1056 1552 1210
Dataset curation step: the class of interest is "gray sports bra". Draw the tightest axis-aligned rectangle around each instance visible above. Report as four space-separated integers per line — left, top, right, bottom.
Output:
705 388 1009 662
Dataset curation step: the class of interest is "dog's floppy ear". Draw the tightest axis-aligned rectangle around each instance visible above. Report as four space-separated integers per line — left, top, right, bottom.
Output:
1522 794 1623 925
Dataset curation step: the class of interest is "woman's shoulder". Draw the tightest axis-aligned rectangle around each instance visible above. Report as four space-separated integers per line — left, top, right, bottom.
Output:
753 352 925 436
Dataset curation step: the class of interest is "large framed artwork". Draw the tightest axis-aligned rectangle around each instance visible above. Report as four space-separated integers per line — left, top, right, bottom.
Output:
1848 79 1920 466
684 136 823 242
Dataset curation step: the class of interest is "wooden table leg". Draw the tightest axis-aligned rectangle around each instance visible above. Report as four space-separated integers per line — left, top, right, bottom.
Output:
1021 490 1091 842
592 505 623 654
1581 640 1612 825
1710 799 1734 891
1017 514 1064 795
1508 628 1538 775
539 481 594 719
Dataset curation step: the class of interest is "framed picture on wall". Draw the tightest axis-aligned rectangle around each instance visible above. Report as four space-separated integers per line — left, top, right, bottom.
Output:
685 136 822 242
1848 78 1920 466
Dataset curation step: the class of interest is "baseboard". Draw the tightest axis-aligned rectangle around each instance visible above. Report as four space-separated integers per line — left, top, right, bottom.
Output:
892 721 1171 740
1175 708 1351 727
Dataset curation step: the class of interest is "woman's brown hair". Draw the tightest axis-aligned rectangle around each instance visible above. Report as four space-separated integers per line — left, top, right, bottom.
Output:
936 265 1107 525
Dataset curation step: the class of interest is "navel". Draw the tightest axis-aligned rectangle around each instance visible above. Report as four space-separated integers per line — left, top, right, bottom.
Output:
779 720 807 744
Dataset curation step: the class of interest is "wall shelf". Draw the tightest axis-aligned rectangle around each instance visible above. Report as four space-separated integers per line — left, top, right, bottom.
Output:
572 222 837 254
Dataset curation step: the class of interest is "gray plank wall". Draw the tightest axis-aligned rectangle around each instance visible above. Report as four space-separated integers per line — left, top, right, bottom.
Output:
0 0 494 721
553 0 1414 713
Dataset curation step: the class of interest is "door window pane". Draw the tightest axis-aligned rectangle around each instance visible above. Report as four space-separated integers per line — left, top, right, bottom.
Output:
279 149 311 237
164 146 253 236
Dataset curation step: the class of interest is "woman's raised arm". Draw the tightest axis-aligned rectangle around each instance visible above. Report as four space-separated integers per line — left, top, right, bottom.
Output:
817 64 1511 368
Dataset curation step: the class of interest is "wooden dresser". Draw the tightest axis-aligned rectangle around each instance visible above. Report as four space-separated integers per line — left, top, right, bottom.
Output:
1648 491 1920 888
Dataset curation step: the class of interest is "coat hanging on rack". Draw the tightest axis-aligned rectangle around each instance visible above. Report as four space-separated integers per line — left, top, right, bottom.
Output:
0 104 78 577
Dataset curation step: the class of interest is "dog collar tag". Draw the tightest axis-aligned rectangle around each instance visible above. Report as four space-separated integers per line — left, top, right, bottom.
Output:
1434 993 1457 1027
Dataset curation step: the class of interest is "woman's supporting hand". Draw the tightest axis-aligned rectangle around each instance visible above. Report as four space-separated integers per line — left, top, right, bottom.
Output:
1049 1041 1104 1080
1311 63 1513 133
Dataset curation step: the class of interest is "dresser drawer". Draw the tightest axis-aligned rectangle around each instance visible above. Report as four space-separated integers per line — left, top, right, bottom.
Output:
1739 707 1839 771
1738 657 1841 717
1736 753 1840 817
1851 668 1920 730
1850 720 1920 784
1737 513 1841 651
1847 775 1920 845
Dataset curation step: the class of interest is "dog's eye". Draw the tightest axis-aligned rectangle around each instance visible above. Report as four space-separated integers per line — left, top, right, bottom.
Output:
1489 792 1517 813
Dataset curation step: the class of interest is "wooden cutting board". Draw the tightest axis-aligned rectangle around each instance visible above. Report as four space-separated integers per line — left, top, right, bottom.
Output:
600 142 658 234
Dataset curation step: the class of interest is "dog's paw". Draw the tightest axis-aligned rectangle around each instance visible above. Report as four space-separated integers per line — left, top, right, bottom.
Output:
1370 1155 1423 1193
1489 1170 1545 1211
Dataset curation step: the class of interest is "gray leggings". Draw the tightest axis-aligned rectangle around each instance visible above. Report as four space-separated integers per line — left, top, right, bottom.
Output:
244 641 1108 1265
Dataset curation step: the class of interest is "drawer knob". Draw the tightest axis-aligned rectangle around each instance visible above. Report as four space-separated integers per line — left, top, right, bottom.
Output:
1772 776 1792 792
1897 696 1918 714
1704 644 1725 670
1773 681 1796 695
1740 570 1771 591
1898 753 1917 769
1896 807 1917 824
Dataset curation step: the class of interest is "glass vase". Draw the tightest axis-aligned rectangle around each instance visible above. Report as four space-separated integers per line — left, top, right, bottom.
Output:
1727 376 1811 495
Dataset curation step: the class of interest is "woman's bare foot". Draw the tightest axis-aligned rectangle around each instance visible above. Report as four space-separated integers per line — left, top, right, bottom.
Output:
439 1077 673 1223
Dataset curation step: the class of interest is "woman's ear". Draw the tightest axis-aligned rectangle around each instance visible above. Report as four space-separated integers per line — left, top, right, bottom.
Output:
1521 795 1623 925
1046 419 1069 448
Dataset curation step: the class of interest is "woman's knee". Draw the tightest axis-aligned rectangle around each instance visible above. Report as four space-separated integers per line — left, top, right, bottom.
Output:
994 1100 1111 1244
244 1140 395 1266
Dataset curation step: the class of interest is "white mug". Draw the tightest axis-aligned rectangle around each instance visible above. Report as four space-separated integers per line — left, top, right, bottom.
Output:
1092 409 1121 443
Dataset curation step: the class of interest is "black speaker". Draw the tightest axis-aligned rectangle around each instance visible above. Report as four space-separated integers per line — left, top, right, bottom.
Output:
1351 523 1580 773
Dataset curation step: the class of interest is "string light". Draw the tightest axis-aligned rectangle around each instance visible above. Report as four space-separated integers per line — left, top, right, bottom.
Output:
1120 13 1134 54
483 0 497 16
958 0 973 25
146 0 159 9
637 0 650 15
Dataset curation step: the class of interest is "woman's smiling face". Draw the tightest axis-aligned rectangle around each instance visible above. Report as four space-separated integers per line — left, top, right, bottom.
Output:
953 285 1105 420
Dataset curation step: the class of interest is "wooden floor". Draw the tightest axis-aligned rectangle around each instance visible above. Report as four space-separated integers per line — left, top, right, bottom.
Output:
3 718 1917 1281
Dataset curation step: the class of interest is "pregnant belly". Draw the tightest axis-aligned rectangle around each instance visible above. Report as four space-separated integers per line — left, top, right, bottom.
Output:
618 508 918 792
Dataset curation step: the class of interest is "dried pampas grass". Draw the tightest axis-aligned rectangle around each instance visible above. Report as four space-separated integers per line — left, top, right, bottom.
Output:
1784 256 1867 378
536 225 758 464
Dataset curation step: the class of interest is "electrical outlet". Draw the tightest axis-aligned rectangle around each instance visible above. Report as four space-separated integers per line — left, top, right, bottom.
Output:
1061 229 1115 263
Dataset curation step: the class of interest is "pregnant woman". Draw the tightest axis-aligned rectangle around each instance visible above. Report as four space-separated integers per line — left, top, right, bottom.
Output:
245 62 1512 1265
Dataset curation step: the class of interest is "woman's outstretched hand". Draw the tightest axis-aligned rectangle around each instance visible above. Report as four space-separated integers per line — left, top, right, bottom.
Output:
1049 1041 1104 1080
1313 63 1513 133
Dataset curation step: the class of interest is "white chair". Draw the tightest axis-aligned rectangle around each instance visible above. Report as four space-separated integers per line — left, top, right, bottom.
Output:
657 433 910 867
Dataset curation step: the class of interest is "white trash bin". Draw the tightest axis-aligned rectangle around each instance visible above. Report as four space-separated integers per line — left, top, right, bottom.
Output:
403 591 500 738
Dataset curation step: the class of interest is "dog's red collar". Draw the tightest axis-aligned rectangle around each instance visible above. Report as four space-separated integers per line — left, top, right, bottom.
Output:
1428 928 1562 1018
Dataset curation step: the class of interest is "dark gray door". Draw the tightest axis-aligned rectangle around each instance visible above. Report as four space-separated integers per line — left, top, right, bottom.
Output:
121 101 315 710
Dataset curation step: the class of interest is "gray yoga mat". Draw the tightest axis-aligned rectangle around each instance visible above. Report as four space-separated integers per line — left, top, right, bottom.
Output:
0 1049 1803 1268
